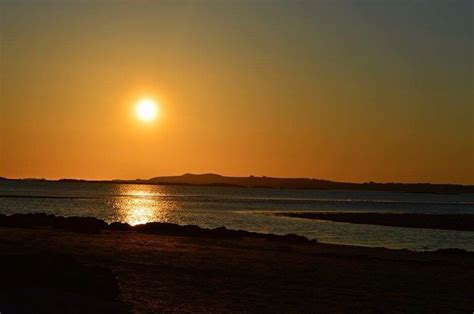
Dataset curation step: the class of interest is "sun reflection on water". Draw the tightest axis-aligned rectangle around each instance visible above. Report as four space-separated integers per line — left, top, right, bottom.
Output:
114 185 171 225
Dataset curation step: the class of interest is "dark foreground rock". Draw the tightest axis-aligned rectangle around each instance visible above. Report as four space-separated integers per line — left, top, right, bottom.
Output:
0 252 128 313
135 222 312 244
0 213 107 233
0 213 315 244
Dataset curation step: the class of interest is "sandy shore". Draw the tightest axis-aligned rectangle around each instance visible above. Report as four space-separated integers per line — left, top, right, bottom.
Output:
0 224 473 313
276 212 474 231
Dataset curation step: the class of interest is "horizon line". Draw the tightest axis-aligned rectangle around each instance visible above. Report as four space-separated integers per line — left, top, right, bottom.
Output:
1 173 473 187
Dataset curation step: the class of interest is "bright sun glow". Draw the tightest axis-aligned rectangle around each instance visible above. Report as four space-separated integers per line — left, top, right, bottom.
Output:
135 98 158 122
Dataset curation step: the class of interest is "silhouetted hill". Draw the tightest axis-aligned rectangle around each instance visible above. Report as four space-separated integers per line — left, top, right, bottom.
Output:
2 174 473 193
147 173 474 194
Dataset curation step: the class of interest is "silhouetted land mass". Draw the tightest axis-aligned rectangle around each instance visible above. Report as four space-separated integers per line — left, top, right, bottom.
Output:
2 173 473 194
0 214 472 312
277 212 474 232
147 173 474 193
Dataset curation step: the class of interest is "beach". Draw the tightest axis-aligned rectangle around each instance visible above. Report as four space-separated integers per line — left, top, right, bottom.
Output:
0 216 473 313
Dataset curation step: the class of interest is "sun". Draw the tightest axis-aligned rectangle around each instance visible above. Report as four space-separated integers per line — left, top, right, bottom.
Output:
135 98 159 122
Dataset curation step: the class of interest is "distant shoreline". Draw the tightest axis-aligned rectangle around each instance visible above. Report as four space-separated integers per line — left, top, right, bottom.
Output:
277 212 474 232
1 173 473 194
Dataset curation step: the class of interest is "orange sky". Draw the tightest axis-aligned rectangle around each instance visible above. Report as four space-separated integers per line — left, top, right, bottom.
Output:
1 1 473 184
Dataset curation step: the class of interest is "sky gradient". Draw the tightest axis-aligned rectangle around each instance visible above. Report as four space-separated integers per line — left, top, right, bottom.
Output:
1 0 473 183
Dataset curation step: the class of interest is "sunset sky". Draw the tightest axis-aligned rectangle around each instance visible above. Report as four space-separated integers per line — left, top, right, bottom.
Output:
1 0 472 184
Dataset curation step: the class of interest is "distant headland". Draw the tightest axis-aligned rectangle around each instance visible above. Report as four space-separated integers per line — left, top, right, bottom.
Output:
1 173 473 194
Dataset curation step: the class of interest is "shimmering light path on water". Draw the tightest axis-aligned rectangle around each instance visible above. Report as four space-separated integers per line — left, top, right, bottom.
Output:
1 181 473 251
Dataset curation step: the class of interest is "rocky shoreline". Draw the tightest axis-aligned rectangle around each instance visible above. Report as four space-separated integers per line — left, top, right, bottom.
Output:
0 213 473 312
0 213 314 244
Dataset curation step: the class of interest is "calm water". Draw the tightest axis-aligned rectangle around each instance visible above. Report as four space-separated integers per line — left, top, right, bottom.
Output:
1 181 473 251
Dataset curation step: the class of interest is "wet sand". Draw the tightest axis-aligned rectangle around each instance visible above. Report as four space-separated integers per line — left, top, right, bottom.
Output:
0 226 473 313
276 212 474 231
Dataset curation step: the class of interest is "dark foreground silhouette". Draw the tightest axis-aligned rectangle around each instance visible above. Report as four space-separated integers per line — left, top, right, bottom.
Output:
0 253 128 313
277 212 474 231
0 213 473 313
0 213 312 243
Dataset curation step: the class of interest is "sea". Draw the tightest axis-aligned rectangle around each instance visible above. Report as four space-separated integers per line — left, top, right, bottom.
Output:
1 180 473 251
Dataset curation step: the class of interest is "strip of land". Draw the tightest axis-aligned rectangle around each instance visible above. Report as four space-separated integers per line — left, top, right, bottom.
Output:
276 212 474 231
0 214 473 312
3 173 474 193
